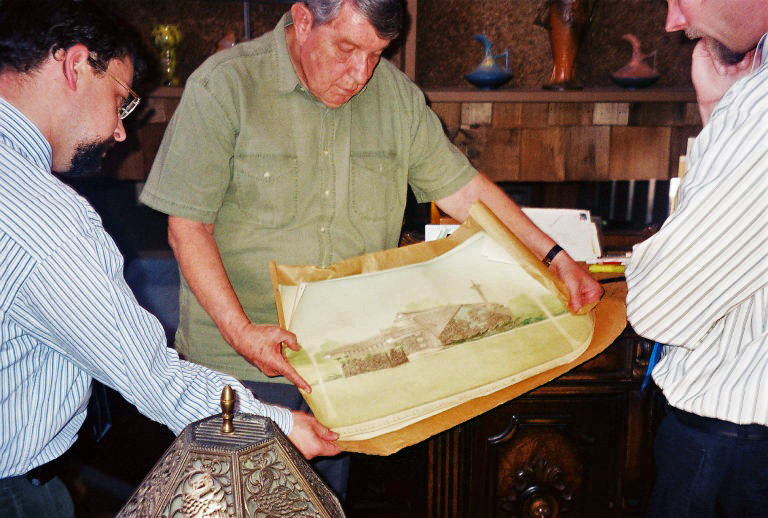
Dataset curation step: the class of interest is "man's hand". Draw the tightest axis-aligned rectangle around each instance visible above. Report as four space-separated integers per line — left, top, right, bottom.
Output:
167 216 312 391
288 411 341 459
550 252 603 313
232 323 312 392
692 38 755 124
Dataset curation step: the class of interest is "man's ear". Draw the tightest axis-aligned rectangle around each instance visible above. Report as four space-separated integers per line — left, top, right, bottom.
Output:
59 44 91 92
291 2 315 45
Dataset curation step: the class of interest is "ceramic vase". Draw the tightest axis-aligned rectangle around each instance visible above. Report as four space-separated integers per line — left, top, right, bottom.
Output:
464 34 513 90
535 0 595 90
152 24 183 87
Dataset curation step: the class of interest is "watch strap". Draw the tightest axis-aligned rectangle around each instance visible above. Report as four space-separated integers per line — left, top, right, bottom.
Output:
543 244 564 267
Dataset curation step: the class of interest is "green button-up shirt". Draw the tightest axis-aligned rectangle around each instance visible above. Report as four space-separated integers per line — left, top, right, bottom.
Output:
140 13 477 382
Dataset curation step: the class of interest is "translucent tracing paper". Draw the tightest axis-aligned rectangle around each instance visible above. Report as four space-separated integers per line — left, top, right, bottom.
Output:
271 203 625 454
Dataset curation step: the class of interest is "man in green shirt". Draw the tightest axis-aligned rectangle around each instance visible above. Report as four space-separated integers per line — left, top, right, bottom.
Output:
141 0 603 496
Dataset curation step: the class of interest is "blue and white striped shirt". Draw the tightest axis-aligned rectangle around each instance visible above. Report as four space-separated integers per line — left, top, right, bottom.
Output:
0 98 292 478
626 42 768 426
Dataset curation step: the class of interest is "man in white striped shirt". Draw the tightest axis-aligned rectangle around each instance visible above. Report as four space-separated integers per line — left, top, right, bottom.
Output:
0 2 340 516
626 1 768 516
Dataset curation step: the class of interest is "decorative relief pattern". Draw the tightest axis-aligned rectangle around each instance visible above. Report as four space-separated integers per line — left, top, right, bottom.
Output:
492 424 581 518
116 415 342 517
240 447 321 517
163 456 236 518
499 456 573 517
117 441 185 517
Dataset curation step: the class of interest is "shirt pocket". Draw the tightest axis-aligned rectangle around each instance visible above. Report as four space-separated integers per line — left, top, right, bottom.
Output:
233 153 298 228
350 150 398 222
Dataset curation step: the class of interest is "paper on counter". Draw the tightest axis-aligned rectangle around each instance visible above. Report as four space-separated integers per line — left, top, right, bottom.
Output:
521 207 602 262
425 224 459 241
427 209 602 262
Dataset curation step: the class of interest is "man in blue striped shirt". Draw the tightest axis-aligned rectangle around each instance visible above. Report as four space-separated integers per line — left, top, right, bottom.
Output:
0 2 340 516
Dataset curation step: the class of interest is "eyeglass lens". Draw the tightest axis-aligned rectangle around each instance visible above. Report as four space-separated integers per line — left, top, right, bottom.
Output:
118 96 139 119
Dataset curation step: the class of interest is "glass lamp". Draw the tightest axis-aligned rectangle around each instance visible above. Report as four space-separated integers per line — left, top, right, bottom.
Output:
117 386 345 517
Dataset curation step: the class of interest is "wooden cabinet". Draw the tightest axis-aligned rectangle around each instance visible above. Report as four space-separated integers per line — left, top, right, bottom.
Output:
345 327 663 517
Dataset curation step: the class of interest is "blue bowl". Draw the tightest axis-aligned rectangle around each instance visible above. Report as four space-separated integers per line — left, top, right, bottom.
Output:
465 68 513 90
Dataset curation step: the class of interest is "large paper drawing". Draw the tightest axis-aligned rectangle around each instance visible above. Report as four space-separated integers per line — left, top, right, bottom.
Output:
273 205 595 442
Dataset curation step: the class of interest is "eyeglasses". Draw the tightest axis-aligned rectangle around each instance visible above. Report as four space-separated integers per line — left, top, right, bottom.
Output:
104 69 141 120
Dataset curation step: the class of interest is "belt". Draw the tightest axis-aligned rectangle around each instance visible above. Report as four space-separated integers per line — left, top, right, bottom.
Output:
670 406 768 440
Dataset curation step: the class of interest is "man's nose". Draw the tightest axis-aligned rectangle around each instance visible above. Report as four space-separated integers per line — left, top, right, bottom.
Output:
665 0 687 32
349 53 372 85
114 118 127 142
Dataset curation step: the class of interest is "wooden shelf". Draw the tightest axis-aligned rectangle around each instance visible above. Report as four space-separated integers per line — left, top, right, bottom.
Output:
423 87 696 103
145 86 696 104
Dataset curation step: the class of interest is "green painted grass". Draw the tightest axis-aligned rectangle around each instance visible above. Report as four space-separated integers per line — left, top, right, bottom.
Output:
295 313 592 428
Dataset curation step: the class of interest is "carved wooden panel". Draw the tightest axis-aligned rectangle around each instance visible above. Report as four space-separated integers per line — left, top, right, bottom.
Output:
564 329 638 381
467 395 626 517
427 427 468 518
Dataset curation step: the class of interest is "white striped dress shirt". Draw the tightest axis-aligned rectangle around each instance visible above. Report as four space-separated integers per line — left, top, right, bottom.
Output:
626 44 768 426
0 98 292 478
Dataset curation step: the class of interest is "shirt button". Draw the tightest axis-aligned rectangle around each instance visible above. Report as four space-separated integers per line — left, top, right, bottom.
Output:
323 149 329 156
320 226 326 233
324 190 330 196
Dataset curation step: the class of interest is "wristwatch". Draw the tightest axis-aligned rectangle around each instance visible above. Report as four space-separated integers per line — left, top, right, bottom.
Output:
542 244 564 267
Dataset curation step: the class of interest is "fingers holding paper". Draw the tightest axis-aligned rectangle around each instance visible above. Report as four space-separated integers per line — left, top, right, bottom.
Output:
235 323 311 392
289 411 341 459
550 252 604 314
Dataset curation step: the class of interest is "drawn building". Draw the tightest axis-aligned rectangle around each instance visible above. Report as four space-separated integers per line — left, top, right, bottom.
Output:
325 302 523 377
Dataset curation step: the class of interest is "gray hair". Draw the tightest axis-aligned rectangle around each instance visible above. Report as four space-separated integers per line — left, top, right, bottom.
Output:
302 0 404 40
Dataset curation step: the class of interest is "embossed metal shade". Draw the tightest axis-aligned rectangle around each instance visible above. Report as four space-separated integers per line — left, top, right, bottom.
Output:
117 389 344 517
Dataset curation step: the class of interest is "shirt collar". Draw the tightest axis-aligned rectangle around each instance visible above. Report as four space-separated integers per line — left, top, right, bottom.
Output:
758 32 768 67
0 97 53 172
274 12 303 95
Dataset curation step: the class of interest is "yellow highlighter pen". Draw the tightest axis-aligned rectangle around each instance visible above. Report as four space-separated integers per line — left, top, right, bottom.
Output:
588 264 625 273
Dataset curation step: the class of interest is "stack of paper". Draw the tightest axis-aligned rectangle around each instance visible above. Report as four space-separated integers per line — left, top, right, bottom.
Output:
426 208 601 262
521 208 601 262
